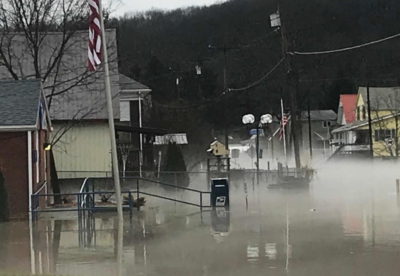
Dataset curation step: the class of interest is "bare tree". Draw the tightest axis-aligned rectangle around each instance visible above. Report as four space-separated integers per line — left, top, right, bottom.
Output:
0 1 121 197
0 0 86 81
0 0 120 125
369 92 400 157
118 143 132 178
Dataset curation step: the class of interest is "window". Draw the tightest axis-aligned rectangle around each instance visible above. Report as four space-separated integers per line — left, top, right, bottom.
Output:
357 107 360 121
323 121 332 128
374 129 396 141
120 101 130 122
231 149 240 158
362 106 366 120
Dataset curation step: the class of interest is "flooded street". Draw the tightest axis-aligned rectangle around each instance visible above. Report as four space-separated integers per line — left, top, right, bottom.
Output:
1 162 400 276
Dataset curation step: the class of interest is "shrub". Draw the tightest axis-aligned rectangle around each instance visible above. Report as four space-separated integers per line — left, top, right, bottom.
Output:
161 142 190 187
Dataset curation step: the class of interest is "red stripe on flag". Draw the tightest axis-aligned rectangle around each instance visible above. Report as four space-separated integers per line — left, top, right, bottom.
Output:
279 115 290 140
88 0 102 71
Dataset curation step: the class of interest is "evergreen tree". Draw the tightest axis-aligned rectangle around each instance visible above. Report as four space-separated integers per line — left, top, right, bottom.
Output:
161 142 190 187
0 172 9 222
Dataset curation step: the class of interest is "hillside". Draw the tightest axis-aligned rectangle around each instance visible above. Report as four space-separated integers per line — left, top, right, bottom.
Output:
114 0 400 143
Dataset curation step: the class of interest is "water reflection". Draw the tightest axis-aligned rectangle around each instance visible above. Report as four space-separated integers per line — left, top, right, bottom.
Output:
2 165 400 275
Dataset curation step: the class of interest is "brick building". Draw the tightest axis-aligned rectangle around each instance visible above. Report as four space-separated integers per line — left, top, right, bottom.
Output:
0 80 51 218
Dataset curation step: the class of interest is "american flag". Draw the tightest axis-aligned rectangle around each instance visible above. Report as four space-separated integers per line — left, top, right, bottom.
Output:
88 0 102 71
278 114 290 140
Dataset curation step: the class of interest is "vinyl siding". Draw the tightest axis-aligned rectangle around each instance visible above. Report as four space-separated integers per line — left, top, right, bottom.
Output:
52 122 112 178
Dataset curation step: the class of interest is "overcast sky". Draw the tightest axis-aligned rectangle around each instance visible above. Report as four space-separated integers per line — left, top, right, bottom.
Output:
110 0 227 17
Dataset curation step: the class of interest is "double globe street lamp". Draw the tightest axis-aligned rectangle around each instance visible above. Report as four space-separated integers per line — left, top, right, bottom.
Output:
242 113 273 173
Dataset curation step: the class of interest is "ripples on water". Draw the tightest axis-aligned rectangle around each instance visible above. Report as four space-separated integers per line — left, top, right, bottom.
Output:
1 161 400 275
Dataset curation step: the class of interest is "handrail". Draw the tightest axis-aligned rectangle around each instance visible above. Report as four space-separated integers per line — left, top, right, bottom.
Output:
79 177 91 194
79 177 90 209
123 176 209 194
32 176 213 215
33 180 47 196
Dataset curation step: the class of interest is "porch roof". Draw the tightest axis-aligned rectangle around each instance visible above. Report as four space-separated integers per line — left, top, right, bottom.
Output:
332 112 400 134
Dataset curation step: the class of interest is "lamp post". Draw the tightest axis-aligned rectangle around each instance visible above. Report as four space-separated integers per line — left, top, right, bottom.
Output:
242 113 273 173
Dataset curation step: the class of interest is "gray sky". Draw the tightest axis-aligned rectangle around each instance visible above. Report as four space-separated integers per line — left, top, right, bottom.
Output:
110 0 227 17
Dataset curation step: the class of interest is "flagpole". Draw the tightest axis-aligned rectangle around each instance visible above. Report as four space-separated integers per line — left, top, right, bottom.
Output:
281 98 287 164
98 1 124 223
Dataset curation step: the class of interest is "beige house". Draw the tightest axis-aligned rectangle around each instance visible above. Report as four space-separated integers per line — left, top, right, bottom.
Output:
332 87 400 158
0 30 120 179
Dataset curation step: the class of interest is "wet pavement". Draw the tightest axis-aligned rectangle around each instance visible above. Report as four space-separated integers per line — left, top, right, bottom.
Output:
1 162 400 275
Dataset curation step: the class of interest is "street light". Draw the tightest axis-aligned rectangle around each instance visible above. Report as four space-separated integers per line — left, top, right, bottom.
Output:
242 113 273 173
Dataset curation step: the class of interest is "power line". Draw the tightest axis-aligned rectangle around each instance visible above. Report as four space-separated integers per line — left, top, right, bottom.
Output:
289 32 400 56
151 57 285 111
227 57 285 92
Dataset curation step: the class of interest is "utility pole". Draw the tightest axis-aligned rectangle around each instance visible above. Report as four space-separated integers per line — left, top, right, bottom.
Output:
278 1 302 168
256 124 260 172
363 59 374 159
307 99 313 160
208 44 238 152
223 46 229 152
367 84 374 158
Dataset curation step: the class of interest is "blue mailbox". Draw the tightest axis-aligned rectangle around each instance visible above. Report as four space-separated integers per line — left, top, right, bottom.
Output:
210 178 230 207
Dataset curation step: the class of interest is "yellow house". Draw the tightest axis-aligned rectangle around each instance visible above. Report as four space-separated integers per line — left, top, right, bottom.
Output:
332 87 400 158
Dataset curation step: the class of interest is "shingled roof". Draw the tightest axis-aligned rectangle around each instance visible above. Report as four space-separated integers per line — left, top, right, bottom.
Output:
300 110 337 121
119 74 151 91
0 30 120 121
358 86 400 110
0 80 41 128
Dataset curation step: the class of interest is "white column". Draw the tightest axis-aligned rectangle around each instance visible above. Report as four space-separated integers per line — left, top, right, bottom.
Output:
35 130 39 184
28 131 33 212
138 93 143 177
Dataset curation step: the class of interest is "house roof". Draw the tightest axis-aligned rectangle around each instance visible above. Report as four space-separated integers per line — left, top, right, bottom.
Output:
300 110 337 121
358 86 400 110
332 112 400 134
340 94 357 124
119 74 151 91
332 120 368 134
0 80 41 127
0 30 120 121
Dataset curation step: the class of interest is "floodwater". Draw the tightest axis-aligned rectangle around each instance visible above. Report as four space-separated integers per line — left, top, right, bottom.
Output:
1 161 400 275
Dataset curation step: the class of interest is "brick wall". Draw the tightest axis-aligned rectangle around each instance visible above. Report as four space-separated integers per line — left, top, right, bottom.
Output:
0 132 28 218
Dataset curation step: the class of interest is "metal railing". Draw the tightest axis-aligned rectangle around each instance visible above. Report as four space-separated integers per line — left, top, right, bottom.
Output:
125 177 211 208
31 180 47 216
31 176 212 216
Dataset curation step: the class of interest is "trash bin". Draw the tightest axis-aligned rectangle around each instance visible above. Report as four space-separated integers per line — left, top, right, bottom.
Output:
210 178 230 207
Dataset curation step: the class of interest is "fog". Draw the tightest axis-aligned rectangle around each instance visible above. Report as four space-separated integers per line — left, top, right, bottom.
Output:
1 161 400 275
